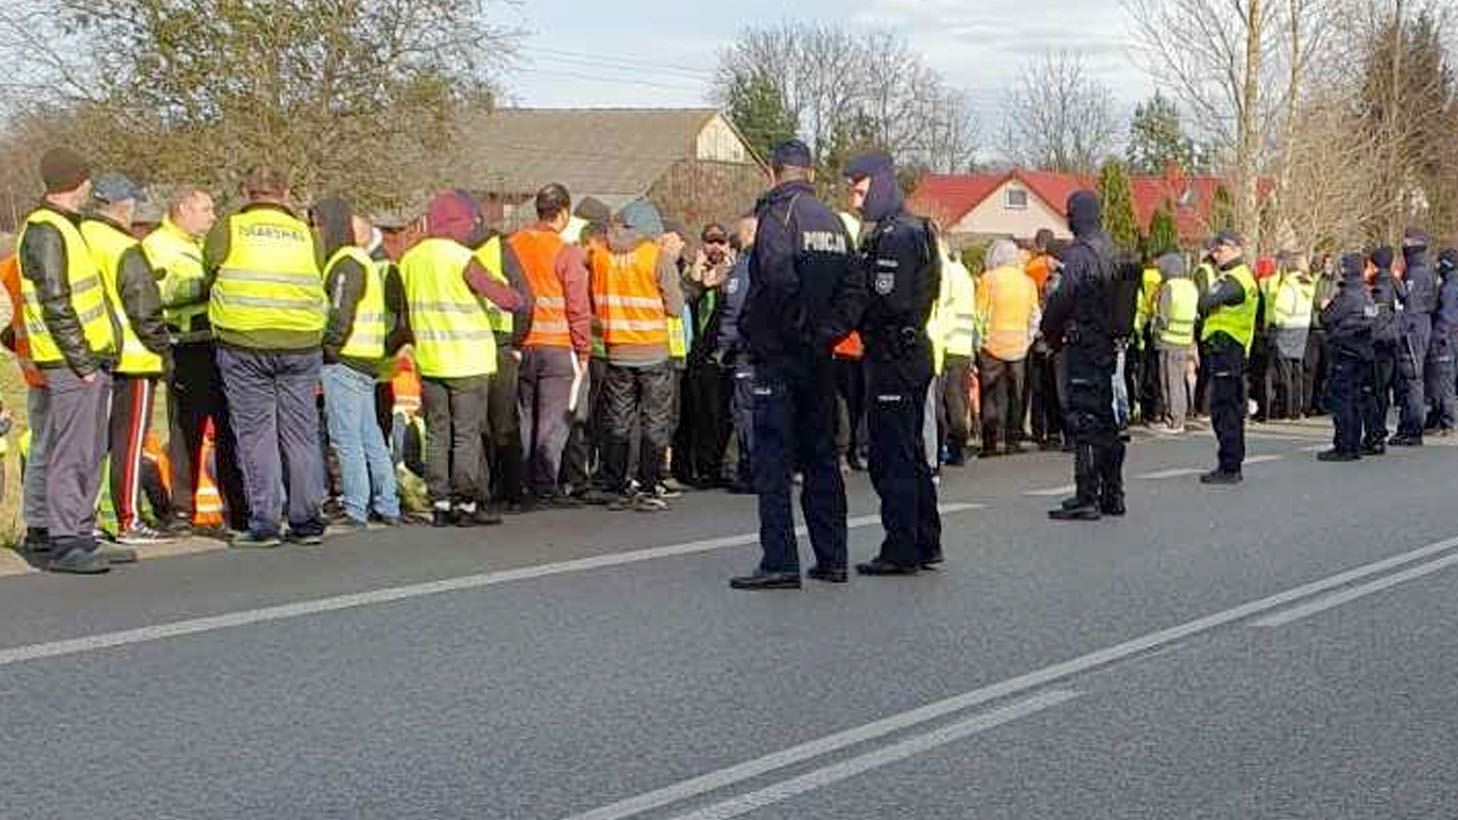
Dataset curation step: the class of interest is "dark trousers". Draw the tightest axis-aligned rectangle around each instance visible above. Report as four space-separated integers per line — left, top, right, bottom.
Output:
867 356 940 567
1248 336 1272 421
559 357 603 492
673 359 730 485
1029 348 1064 443
978 353 1026 451
1205 339 1247 475
729 360 755 487
519 347 576 497
1304 330 1328 414
485 347 523 504
45 368 111 551
941 354 972 459
1426 339 1456 431
601 362 674 494
832 356 866 460
168 342 247 530
1137 337 1162 421
422 374 489 507
1364 343 1397 446
1396 326 1431 438
1326 353 1365 455
753 356 846 573
109 374 157 532
216 346 326 536
1273 356 1306 420
1065 352 1124 508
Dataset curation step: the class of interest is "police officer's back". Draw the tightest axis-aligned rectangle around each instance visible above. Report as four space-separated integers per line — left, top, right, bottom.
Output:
843 152 942 576
730 140 864 591
1317 253 1375 461
1392 231 1438 445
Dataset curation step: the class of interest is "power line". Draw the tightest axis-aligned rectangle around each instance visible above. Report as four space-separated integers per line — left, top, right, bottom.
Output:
510 67 707 93
520 46 715 78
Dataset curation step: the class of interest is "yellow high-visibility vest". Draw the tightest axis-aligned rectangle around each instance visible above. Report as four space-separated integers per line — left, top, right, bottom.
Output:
17 207 117 365
1271 274 1316 331
1202 263 1259 353
326 246 386 361
80 217 165 375
143 217 210 342
473 237 514 335
208 207 325 338
399 237 497 379
1158 278 1199 348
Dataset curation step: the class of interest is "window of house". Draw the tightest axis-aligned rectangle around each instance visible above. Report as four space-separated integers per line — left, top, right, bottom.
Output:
1005 188 1029 210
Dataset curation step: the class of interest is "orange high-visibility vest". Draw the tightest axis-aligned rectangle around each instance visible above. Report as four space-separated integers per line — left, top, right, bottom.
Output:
509 229 572 349
590 241 667 348
0 255 44 388
833 331 864 360
390 353 422 416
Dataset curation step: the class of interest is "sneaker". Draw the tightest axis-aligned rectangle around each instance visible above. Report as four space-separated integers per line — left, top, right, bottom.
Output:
94 543 139 564
577 489 615 506
115 523 173 546
1199 470 1243 485
633 494 669 513
160 518 195 539
330 519 369 537
1317 449 1360 462
455 507 503 527
607 494 636 512
653 482 683 500
22 527 50 555
286 528 325 546
47 547 110 575
431 508 456 528
230 531 282 549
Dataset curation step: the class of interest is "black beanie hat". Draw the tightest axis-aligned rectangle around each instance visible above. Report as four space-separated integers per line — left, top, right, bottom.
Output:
1371 246 1395 269
39 148 91 194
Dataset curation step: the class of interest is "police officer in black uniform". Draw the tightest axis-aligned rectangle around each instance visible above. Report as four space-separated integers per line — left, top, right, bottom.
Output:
1392 230 1438 446
843 152 942 575
730 140 865 591
1363 246 1399 454
1317 252 1375 462
1043 191 1129 521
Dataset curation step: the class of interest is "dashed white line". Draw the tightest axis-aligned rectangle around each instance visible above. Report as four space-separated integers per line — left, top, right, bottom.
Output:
1136 468 1206 480
1253 550 1458 628
1024 485 1076 497
1243 454 1286 465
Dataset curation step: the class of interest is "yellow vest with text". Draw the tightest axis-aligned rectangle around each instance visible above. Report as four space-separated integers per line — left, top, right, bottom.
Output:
17 208 117 365
1202 263 1259 353
80 218 164 374
399 237 497 379
473 237 513 336
142 217 210 342
209 207 325 338
1158 278 1199 348
327 246 387 361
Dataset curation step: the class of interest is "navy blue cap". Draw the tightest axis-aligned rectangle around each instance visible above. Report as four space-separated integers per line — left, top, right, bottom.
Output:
1213 230 1243 249
843 152 894 181
92 173 146 205
771 139 812 169
1371 245 1394 269
1403 229 1430 249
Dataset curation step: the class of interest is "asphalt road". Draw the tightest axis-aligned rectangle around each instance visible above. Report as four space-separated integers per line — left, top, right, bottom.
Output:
0 420 1455 819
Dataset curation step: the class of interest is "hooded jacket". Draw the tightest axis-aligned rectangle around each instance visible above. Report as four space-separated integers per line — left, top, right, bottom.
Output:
1042 191 1121 368
1153 252 1195 348
317 198 379 374
850 153 938 365
1370 253 1400 345
1434 250 1458 344
1399 244 1438 337
1320 253 1375 361
590 221 685 366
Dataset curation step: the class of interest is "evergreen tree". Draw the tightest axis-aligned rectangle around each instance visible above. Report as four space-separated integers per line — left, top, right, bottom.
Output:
1145 201 1179 256
725 69 799 164
1209 185 1237 234
1126 92 1205 175
1098 159 1140 253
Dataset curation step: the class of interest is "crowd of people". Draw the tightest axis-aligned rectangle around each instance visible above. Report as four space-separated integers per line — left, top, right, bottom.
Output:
3 143 1455 576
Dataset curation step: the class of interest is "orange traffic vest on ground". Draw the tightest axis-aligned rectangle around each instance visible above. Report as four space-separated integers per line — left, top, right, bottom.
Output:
509 229 572 349
0 255 44 388
590 242 667 348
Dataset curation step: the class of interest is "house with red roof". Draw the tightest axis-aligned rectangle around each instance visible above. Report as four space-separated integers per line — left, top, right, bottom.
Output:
910 166 1261 248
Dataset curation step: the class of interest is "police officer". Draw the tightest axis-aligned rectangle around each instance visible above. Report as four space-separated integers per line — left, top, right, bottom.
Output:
1364 246 1400 454
1198 231 1259 485
1391 230 1437 446
1427 249 1458 436
1317 253 1375 462
836 153 942 573
730 140 864 591
1043 191 1127 520
716 215 756 494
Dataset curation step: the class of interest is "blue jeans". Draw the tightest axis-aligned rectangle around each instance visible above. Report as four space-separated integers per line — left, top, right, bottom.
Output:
322 364 400 522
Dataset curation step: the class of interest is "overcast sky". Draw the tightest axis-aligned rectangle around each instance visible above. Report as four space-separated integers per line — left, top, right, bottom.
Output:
499 0 1154 128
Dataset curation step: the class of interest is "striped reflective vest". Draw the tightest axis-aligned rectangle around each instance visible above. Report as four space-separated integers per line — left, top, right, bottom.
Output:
142 217 210 343
1202 263 1259 353
208 207 325 337
399 237 497 379
80 217 165 374
17 207 117 365
590 242 668 348
509 229 571 349
473 237 513 335
326 246 386 360
1158 278 1199 348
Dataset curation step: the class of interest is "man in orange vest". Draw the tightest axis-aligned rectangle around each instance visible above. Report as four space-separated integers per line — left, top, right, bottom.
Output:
2 246 49 552
976 239 1041 457
509 184 592 507
589 199 684 512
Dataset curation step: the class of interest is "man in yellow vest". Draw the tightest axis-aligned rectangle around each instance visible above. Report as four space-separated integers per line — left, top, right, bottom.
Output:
1268 252 1317 420
938 241 977 466
1151 252 1199 434
17 149 130 573
204 166 329 547
1199 231 1260 484
144 186 249 536
400 191 523 527
315 198 400 530
81 174 174 546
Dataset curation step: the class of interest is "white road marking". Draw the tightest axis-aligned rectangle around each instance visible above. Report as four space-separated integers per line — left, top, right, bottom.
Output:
1136 468 1205 480
562 532 1458 820
1243 454 1285 465
1252 550 1458 628
1300 444 1328 453
664 691 1082 820
1024 485 1076 497
0 504 985 668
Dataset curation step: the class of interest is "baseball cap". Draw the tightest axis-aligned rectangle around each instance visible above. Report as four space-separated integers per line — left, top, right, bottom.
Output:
92 173 147 205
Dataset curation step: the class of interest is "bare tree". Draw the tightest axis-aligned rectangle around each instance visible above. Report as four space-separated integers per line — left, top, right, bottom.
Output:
1000 51 1119 174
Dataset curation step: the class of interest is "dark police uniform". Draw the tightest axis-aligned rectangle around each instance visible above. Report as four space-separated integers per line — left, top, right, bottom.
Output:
731 141 864 590
1427 250 1458 434
853 170 942 574
1393 237 1437 444
1318 253 1375 460
1364 248 1399 453
1042 191 1128 519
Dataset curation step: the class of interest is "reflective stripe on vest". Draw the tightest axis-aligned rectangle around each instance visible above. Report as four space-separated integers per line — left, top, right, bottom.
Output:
142 218 211 342
1159 278 1199 348
17 208 117 364
1202 263 1259 353
327 246 387 360
80 218 164 374
590 242 667 348
473 237 513 334
399 237 497 379
208 207 325 335
509 229 572 348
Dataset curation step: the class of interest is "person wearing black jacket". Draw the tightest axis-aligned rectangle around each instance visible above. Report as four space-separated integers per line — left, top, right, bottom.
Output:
717 216 756 493
674 223 734 488
1392 231 1438 445
1364 246 1400 454
1427 249 1458 435
845 152 942 575
1043 191 1129 521
730 140 864 591
1318 253 1375 462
